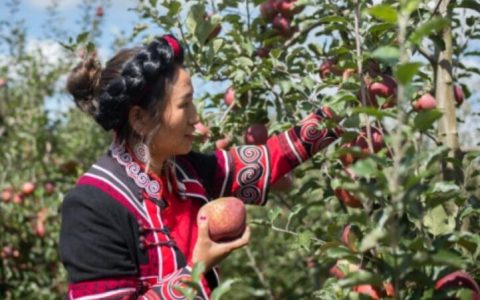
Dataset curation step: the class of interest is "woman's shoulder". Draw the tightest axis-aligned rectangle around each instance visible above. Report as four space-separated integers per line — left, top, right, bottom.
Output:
62 151 142 214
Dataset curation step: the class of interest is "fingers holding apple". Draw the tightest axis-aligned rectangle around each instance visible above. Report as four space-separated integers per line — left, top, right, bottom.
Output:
193 198 250 270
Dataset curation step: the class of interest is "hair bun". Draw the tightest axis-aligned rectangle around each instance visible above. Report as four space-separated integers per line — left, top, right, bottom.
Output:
66 56 102 116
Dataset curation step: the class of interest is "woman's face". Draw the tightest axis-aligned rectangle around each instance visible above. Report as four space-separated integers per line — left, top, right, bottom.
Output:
148 67 199 165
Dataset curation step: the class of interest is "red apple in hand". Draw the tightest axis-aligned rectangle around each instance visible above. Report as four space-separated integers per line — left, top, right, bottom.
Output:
198 197 246 243
454 84 464 107
413 93 436 111
244 123 269 145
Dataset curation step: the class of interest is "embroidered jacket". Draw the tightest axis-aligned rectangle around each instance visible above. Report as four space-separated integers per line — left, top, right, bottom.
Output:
59 109 342 300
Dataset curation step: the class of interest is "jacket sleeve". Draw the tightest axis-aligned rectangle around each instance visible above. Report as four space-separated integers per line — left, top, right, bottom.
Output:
60 184 208 300
189 108 342 205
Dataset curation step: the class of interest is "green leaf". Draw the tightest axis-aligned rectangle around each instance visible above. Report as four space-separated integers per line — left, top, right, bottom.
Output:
409 17 449 45
268 207 282 223
149 0 157 7
423 205 455 236
339 270 383 287
297 230 314 250
403 0 420 15
413 110 442 132
431 249 465 268
76 31 89 44
235 57 253 67
360 227 386 252
366 5 398 23
371 46 400 64
351 158 378 178
211 279 239 300
394 62 422 85
457 0 480 13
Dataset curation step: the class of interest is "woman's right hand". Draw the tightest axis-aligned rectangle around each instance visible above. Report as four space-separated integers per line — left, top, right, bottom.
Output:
191 217 251 271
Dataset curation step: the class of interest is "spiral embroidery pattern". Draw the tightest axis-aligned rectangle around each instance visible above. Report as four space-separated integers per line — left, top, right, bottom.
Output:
234 146 266 204
111 142 162 200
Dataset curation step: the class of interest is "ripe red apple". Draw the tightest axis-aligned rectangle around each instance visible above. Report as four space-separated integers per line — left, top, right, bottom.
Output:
329 259 360 279
334 188 362 208
276 0 304 19
340 127 384 167
454 84 464 107
367 75 397 108
35 220 45 237
1 246 12 258
383 282 395 298
256 46 270 58
44 182 55 195
194 122 210 143
197 197 246 243
12 249 20 258
341 224 361 252
244 123 269 145
413 93 437 111
355 127 384 155
12 194 23 204
435 271 480 298
364 59 381 77
260 0 277 21
352 284 381 300
272 15 293 38
1 187 13 202
224 87 235 106
21 182 36 196
319 59 342 79
95 6 104 17
271 172 293 191
215 136 231 150
306 256 315 269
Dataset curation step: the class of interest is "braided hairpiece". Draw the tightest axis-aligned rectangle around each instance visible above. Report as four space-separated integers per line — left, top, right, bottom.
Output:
94 35 184 131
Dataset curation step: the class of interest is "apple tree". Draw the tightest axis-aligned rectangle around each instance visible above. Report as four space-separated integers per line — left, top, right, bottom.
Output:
132 0 480 299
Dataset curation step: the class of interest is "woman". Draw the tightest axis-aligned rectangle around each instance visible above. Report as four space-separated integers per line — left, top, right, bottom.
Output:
60 34 342 299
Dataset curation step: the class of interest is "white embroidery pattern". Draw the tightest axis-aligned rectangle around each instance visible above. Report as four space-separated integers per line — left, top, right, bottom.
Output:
110 142 161 200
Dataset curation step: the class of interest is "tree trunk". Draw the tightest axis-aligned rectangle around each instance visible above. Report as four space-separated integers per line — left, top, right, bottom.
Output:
435 0 463 183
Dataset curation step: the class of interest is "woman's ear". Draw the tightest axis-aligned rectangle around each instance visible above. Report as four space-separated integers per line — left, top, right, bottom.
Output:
128 105 149 135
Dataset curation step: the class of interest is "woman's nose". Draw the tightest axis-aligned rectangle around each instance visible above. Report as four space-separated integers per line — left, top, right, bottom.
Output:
190 105 200 125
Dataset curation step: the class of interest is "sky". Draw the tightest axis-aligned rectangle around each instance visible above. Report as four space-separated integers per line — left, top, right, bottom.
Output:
0 0 478 146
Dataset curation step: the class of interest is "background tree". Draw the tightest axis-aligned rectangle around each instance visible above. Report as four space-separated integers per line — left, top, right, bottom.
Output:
1 0 479 299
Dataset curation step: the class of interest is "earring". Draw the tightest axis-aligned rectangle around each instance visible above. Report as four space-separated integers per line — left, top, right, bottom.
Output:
133 138 150 164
